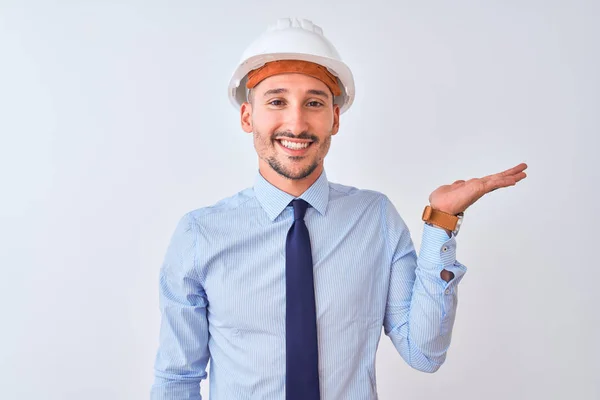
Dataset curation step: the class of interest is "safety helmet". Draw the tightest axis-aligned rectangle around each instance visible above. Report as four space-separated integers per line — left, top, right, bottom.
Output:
228 18 355 114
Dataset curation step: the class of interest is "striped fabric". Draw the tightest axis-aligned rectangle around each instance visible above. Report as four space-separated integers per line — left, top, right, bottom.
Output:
151 170 467 400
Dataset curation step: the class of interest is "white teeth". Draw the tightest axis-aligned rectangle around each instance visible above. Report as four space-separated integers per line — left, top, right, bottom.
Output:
280 140 310 150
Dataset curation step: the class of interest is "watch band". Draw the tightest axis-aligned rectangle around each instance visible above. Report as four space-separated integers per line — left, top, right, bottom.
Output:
421 205 460 231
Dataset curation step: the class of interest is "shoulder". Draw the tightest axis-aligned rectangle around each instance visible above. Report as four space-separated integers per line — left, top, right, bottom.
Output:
327 180 405 226
328 180 390 205
183 187 257 225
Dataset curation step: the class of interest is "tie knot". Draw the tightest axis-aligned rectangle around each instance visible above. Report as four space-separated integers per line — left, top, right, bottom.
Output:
291 199 309 221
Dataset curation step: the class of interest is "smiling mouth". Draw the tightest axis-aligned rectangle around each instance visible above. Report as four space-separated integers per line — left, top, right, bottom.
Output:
275 138 314 151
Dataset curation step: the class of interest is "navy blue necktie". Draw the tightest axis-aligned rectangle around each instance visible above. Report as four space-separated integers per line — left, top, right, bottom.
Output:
286 199 320 400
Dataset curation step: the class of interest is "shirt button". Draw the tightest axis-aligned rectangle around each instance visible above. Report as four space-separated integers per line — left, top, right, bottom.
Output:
445 289 451 295
442 246 448 252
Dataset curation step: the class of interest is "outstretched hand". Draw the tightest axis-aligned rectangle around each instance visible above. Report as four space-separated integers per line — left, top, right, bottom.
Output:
429 163 528 215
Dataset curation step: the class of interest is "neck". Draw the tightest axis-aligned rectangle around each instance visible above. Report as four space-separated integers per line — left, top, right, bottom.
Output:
259 163 323 197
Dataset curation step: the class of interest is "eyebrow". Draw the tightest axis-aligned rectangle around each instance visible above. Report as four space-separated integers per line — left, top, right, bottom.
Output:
262 88 330 99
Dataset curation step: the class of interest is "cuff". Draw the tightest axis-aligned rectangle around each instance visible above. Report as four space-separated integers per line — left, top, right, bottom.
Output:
419 223 456 267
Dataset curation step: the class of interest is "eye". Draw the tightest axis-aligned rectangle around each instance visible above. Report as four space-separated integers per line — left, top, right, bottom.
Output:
268 99 285 106
307 101 324 107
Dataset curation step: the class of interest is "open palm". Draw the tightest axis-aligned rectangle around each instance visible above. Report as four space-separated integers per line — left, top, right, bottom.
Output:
429 163 528 215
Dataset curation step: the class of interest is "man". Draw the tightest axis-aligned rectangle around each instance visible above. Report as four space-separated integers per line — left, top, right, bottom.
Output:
151 18 527 400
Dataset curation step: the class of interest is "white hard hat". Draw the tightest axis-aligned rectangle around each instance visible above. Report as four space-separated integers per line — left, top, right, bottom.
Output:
228 18 355 114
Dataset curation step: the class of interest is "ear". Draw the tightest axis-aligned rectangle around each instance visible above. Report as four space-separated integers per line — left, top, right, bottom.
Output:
240 102 253 133
331 104 341 136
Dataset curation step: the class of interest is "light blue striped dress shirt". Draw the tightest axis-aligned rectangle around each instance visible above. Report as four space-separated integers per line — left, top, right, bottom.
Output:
151 170 467 400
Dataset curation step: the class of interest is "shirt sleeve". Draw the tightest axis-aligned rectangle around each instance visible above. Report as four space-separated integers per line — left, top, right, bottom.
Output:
151 213 210 400
382 196 467 373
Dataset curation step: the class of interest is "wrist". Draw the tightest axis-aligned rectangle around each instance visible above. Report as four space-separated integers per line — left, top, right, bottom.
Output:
425 222 452 237
422 206 464 236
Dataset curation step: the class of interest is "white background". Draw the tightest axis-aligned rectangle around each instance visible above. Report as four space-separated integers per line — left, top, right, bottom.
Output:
1 1 598 399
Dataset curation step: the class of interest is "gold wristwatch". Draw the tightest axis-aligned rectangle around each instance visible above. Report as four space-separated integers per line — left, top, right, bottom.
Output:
422 205 464 236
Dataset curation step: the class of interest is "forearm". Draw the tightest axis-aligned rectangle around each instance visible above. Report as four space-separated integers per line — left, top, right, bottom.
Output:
384 224 466 372
151 279 209 400
425 223 456 282
151 376 203 400
151 305 208 400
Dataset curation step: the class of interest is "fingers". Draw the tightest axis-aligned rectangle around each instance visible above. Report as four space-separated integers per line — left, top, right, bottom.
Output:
485 171 527 192
456 163 528 195
498 162 528 177
514 171 527 183
481 163 528 180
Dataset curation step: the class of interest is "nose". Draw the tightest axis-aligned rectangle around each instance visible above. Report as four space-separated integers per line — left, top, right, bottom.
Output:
284 104 310 136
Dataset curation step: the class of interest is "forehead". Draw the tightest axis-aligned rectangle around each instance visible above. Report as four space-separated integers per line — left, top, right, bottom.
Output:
254 73 330 94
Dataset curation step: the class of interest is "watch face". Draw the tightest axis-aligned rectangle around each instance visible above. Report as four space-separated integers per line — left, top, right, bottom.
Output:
453 216 463 235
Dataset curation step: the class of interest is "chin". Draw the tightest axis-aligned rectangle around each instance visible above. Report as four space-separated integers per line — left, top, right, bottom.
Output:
266 154 321 181
285 166 320 180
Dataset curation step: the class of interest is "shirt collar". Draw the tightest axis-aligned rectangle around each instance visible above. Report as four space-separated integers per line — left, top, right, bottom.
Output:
253 169 329 221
